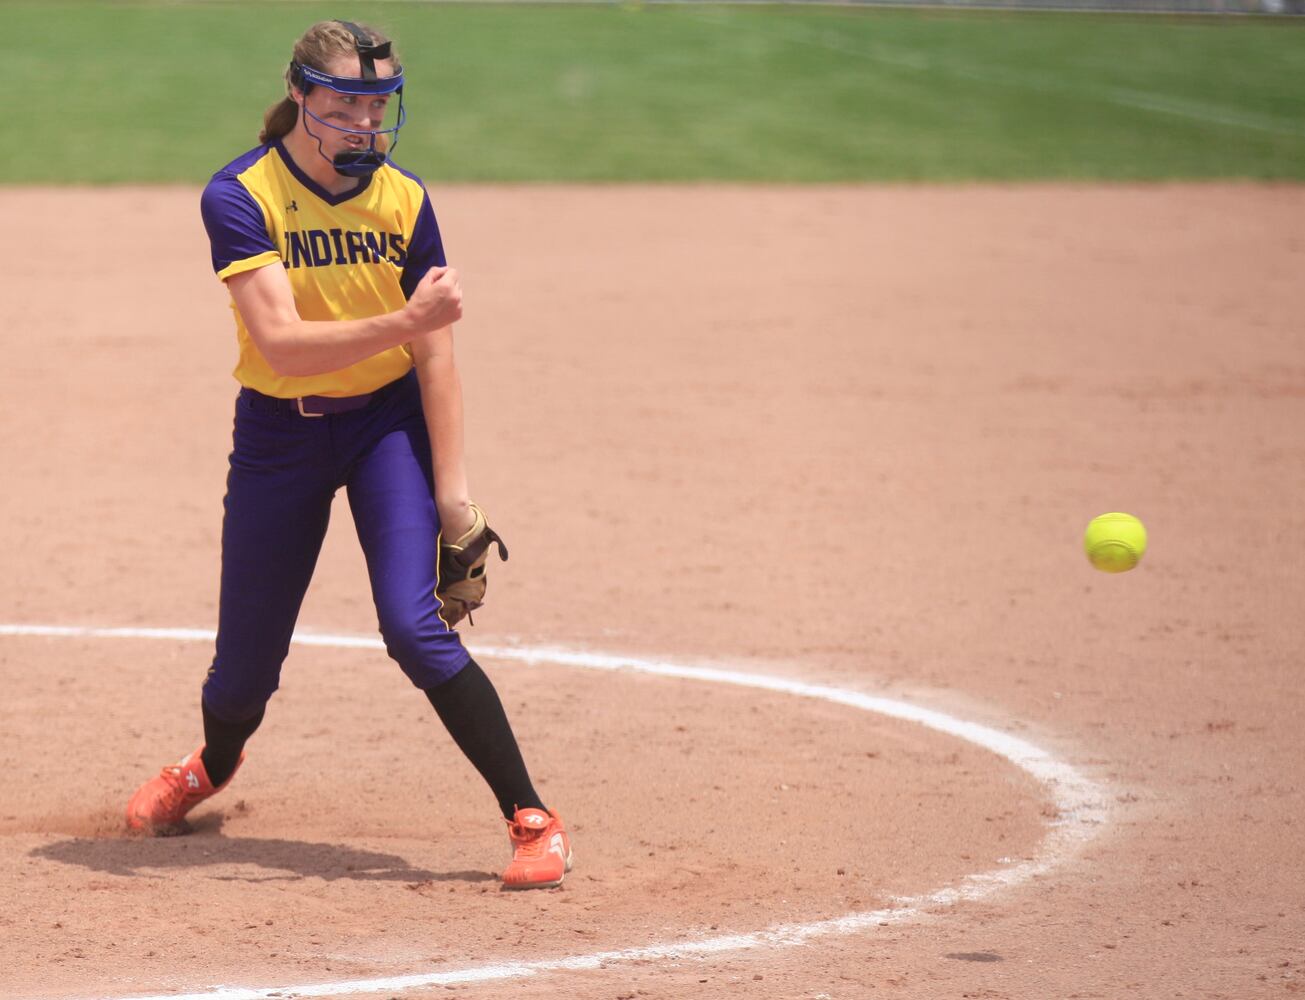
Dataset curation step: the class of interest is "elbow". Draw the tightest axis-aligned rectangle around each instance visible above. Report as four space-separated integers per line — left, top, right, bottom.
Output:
261 348 307 378
265 352 316 378
253 327 313 378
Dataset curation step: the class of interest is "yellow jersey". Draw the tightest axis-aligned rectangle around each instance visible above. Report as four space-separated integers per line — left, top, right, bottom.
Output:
200 140 445 397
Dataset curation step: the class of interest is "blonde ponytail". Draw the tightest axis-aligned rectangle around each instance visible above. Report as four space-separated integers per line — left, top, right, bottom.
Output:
259 96 299 144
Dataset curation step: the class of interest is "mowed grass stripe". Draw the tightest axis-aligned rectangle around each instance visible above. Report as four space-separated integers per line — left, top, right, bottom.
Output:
6 1 1305 182
726 11 1304 136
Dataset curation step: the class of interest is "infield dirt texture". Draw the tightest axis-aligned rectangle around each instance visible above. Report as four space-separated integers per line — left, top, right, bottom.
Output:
2 3 1304 999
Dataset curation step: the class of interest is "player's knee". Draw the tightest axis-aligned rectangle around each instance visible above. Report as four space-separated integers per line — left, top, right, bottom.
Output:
377 613 427 668
377 589 460 653
377 608 466 685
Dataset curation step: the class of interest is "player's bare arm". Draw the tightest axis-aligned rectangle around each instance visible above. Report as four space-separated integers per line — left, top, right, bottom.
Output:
412 326 475 541
227 261 462 377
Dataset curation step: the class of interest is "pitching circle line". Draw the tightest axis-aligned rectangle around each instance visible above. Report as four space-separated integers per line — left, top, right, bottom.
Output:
0 623 1110 1000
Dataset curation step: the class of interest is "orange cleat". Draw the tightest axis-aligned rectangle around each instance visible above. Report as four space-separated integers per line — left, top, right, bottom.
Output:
502 807 573 890
125 746 241 836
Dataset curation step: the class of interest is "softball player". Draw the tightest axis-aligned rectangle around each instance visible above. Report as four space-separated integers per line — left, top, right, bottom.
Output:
124 19 572 890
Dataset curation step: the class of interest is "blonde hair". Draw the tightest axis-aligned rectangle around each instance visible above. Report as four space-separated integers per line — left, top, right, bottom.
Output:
259 20 399 145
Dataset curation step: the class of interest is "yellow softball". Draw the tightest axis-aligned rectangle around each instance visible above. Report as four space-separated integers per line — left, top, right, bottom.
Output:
1083 512 1147 573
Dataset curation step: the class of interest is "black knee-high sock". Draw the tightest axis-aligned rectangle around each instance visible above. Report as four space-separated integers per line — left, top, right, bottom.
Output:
200 700 264 787
425 658 546 820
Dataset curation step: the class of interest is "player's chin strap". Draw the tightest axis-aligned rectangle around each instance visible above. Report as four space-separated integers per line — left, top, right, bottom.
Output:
289 20 406 178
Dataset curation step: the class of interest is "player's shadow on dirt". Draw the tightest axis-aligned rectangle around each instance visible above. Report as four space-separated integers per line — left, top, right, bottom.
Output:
30 823 497 885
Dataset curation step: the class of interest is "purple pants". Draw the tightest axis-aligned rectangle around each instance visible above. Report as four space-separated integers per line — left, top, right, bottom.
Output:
201 370 469 722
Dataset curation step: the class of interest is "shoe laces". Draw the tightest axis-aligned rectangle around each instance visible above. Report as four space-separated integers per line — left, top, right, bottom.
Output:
508 820 550 858
155 763 196 808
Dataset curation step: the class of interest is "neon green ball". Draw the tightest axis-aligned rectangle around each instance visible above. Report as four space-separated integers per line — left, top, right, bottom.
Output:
1084 512 1147 573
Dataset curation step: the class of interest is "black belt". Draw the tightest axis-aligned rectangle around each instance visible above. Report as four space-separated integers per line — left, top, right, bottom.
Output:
240 372 410 418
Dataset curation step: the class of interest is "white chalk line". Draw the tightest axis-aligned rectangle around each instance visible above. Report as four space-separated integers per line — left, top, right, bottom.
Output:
0 623 1110 1000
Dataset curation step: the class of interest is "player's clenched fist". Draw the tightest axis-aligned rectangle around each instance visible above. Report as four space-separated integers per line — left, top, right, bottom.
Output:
405 265 463 332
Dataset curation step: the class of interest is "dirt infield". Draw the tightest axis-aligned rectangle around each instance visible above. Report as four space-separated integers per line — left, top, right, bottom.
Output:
1 183 1302 999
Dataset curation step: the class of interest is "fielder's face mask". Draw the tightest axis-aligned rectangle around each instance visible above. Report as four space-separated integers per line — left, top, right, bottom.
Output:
289 21 406 178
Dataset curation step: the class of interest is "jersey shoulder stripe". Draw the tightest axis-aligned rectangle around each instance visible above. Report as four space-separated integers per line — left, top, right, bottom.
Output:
384 158 428 193
213 143 277 181
380 160 447 299
201 145 279 281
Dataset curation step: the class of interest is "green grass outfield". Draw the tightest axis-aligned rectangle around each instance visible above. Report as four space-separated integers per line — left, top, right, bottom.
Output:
8 1 1305 182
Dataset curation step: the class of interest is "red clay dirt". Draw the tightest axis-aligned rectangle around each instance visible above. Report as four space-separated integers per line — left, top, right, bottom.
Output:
0 183 1302 999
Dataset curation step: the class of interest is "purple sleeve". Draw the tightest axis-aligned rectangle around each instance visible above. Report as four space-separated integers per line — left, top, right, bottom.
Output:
400 190 448 300
199 174 277 275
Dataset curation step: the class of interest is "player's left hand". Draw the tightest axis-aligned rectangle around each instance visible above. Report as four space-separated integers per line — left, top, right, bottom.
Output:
436 502 508 628
437 499 477 541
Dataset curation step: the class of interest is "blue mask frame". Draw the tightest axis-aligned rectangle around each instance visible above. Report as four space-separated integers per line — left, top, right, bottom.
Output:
289 22 406 178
